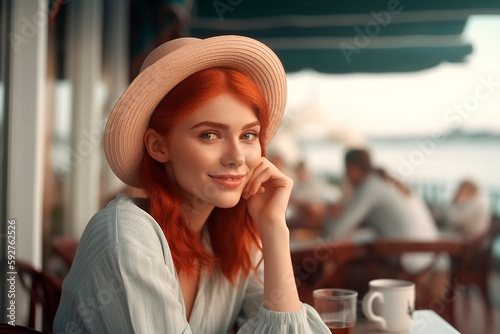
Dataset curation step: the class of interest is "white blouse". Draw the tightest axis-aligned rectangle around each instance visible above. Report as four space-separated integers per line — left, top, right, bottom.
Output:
53 194 329 334
324 173 444 273
444 193 491 241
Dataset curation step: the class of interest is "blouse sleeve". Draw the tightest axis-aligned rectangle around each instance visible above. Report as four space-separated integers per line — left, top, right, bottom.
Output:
55 240 192 334
53 197 193 334
235 259 329 333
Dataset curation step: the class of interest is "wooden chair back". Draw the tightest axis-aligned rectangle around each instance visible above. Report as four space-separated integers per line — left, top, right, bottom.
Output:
365 238 464 323
52 236 79 268
456 229 494 310
291 240 366 305
16 260 62 333
0 324 44 333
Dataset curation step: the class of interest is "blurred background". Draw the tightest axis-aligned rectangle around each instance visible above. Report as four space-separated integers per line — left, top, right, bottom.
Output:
0 0 499 332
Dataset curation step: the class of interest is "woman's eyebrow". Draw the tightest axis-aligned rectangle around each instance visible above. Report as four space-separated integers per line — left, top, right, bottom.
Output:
242 121 261 130
189 121 229 130
189 120 261 130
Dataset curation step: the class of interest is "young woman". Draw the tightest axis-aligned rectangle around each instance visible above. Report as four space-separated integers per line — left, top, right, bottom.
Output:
54 36 329 333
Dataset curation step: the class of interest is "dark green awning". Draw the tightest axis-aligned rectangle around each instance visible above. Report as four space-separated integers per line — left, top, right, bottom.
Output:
189 0 500 73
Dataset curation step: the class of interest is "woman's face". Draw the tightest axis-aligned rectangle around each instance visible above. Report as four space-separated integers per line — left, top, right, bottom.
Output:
165 93 262 210
345 163 366 187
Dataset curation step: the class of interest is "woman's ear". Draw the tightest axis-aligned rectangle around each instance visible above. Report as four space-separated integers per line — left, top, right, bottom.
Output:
144 128 169 163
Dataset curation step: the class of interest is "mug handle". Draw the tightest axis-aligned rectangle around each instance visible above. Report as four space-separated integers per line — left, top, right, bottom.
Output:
362 291 387 330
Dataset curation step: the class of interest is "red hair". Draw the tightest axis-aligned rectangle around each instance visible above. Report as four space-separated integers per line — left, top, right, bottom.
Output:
140 68 269 283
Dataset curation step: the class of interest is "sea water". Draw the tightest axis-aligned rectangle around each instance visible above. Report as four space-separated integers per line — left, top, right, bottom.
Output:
301 137 500 204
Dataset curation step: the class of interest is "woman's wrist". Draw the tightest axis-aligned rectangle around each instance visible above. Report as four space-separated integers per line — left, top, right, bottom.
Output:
259 220 301 312
258 219 289 243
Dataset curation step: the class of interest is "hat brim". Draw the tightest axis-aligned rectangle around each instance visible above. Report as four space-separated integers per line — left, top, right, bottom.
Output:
104 35 287 188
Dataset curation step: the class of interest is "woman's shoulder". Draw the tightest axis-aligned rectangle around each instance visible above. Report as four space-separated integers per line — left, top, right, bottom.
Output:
61 194 175 298
78 194 167 261
356 173 387 196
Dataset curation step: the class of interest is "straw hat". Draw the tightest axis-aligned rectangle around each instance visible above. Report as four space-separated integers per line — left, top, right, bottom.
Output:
104 35 287 188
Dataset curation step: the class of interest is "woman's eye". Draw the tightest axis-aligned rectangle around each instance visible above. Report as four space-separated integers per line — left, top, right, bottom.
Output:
200 132 219 140
241 132 259 141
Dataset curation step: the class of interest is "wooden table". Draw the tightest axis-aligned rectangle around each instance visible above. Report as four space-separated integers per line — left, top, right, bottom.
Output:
354 310 460 334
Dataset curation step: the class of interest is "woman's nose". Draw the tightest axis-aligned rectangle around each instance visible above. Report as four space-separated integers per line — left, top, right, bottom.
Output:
221 139 245 167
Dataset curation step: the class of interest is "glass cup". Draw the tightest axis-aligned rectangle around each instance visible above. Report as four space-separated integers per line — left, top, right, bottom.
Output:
313 288 358 334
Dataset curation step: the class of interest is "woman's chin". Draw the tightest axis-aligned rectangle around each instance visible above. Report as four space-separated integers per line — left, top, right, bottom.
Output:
213 195 242 209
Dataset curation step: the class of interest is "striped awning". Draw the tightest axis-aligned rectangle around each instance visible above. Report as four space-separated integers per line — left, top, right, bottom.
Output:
189 0 500 73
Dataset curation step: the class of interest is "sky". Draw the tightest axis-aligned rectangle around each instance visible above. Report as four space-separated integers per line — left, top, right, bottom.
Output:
285 15 500 138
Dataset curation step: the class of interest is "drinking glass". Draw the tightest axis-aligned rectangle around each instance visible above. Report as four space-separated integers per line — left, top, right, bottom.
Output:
313 288 358 334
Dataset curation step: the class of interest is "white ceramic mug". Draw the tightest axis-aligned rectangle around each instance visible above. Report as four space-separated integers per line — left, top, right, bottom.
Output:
362 279 415 332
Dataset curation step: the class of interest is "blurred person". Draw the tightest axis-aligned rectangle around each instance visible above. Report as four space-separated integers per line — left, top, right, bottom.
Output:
54 36 329 333
323 148 442 273
323 149 450 309
444 179 491 241
268 152 294 178
288 161 341 240
292 161 341 204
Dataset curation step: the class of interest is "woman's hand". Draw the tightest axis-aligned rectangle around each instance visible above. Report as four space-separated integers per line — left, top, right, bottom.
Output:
242 157 293 230
243 157 302 312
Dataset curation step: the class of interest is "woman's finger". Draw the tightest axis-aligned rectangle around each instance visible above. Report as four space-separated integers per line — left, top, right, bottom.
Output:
243 162 273 198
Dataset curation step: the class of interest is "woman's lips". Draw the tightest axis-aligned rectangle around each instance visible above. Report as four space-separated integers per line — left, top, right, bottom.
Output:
209 174 245 189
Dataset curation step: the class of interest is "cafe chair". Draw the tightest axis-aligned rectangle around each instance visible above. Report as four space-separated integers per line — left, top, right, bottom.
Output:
52 236 79 268
290 240 366 305
455 229 494 311
0 324 44 334
365 238 464 323
16 260 63 334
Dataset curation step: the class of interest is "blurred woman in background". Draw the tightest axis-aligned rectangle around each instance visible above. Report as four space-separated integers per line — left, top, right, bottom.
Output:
444 179 491 241
323 148 441 273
